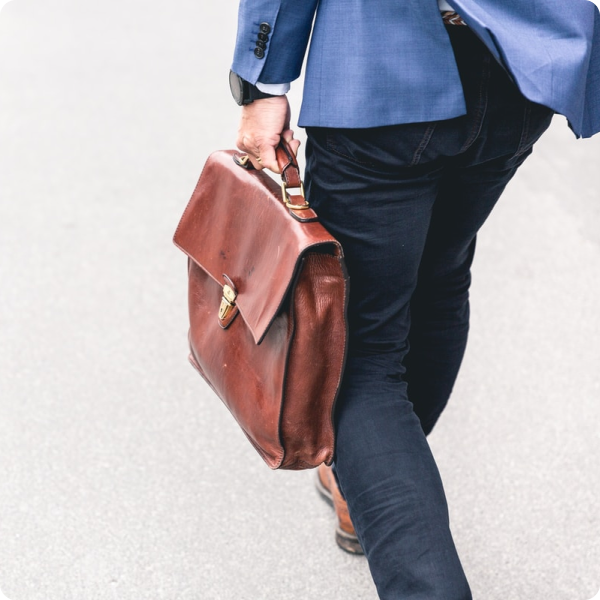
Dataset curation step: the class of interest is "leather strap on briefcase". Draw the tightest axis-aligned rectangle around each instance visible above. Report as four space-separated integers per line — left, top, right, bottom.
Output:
173 142 349 470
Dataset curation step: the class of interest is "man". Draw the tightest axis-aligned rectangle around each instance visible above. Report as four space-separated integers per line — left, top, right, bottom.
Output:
229 1 600 598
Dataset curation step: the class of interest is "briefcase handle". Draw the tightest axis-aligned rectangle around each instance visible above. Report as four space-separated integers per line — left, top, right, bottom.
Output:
275 141 309 212
234 140 313 218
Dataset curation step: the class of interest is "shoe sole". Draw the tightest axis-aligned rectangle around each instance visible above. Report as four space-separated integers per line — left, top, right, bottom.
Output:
335 528 364 555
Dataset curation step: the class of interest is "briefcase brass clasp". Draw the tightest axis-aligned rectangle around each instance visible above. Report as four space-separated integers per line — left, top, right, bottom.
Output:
219 284 237 321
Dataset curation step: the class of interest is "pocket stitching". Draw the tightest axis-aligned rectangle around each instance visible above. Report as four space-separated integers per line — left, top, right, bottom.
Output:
325 133 375 166
410 123 438 166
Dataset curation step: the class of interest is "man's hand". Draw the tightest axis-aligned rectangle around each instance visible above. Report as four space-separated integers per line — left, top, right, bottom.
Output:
236 95 300 173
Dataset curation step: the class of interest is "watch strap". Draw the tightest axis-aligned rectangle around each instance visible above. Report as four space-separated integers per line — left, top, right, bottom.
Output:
245 81 277 103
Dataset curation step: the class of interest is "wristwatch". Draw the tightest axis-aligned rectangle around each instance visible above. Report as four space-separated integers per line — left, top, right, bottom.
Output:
229 70 277 105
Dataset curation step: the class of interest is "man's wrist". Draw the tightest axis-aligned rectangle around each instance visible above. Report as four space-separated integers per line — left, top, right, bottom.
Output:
229 70 290 105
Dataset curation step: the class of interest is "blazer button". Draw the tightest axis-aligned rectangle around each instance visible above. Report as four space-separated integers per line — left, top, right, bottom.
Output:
254 47 265 59
259 22 271 34
255 40 266 50
258 32 269 42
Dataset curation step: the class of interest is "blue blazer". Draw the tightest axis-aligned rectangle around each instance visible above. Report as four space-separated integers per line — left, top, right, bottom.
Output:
232 0 600 138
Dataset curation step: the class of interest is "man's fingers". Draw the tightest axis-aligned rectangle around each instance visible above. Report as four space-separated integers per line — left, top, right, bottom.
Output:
237 135 269 171
258 144 279 173
238 133 263 154
245 138 299 173
247 155 263 170
287 138 301 157
281 130 301 156
243 143 278 172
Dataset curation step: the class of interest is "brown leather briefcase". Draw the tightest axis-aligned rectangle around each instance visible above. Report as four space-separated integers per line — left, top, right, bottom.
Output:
173 142 349 470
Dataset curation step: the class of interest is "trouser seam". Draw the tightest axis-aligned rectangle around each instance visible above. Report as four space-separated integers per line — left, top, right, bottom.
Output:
459 53 491 153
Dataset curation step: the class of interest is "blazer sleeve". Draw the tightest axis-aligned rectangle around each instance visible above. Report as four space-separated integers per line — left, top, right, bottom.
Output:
231 0 319 85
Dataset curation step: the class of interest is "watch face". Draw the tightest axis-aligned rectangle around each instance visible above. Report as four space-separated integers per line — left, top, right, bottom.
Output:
229 70 245 105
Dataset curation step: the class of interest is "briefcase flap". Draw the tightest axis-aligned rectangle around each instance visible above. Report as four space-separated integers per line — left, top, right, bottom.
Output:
173 150 343 345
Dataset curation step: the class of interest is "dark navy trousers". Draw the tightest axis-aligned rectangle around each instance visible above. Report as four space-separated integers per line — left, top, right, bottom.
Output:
305 25 553 600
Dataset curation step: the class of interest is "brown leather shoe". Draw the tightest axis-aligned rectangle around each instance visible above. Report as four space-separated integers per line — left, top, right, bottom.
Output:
316 464 364 554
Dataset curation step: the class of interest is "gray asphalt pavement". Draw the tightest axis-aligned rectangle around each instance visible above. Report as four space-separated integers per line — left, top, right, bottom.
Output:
1 2 600 599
